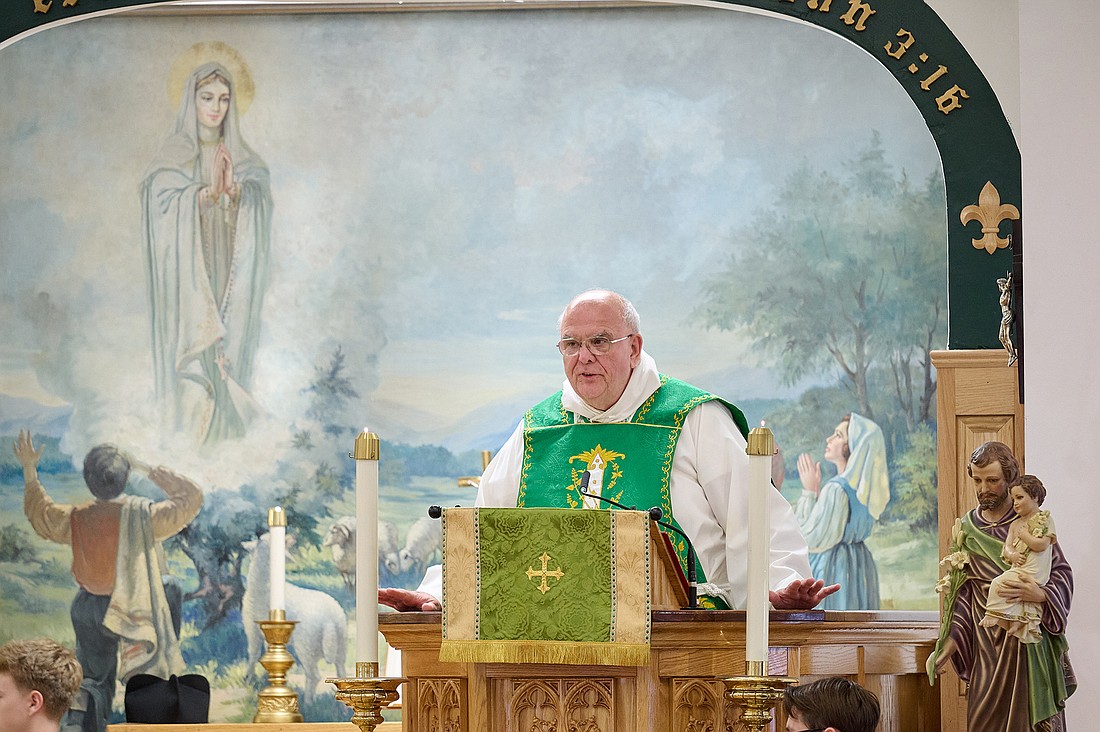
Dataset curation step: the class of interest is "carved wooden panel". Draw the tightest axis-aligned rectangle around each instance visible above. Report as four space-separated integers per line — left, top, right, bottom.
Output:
671 678 741 732
415 678 466 732
506 678 615 732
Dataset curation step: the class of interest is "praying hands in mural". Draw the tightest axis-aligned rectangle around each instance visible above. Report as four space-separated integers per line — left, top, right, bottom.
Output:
198 143 240 208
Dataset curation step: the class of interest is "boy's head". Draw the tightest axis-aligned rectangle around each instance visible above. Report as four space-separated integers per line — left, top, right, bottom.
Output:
83 444 130 499
0 638 82 731
783 676 880 732
1013 474 1047 506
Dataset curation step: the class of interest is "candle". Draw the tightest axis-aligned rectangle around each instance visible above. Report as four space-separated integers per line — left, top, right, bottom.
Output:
744 425 774 673
354 429 381 664
268 507 287 616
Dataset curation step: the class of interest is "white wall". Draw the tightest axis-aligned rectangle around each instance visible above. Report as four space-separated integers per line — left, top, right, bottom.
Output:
1018 1 1100 726
928 0 1095 725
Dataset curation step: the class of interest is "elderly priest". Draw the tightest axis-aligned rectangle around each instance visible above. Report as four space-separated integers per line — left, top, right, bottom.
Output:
379 289 838 612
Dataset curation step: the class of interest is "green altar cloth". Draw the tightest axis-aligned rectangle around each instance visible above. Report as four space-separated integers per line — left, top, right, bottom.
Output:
439 507 651 665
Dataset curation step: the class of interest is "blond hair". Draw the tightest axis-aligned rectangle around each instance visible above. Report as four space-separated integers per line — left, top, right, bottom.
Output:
0 638 83 720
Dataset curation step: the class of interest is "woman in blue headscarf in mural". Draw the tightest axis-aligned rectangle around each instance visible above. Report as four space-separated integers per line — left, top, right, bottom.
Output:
795 413 890 609
142 48 272 444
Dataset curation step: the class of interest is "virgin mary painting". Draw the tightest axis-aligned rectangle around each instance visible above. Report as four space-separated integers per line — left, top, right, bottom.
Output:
141 44 272 444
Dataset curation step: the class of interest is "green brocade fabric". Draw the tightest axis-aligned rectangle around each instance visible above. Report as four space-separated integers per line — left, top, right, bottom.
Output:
439 507 651 665
517 375 747 608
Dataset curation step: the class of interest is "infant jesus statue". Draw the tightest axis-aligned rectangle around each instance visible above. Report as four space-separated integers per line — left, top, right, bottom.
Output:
979 474 1056 644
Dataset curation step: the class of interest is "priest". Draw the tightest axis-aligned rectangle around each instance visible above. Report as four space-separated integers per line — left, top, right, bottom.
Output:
380 289 837 612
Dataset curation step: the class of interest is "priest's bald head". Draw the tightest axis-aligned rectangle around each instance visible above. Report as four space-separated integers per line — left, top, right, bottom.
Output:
556 290 643 412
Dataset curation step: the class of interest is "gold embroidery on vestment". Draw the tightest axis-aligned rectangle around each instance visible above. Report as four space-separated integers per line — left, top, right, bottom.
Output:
526 552 565 594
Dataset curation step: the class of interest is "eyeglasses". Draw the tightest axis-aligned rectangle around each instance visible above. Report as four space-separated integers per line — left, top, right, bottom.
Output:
556 334 634 357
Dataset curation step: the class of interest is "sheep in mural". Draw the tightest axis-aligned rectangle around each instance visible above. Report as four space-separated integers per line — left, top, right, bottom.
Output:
379 520 401 582
242 533 348 700
322 517 402 590
322 516 357 592
398 516 443 580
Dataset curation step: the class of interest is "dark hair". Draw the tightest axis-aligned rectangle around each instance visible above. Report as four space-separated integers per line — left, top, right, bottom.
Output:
1013 474 1046 506
0 638 83 721
967 441 1020 485
783 676 880 732
83 444 130 499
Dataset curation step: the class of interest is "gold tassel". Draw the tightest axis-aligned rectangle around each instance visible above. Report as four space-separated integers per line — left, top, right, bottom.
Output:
439 639 650 666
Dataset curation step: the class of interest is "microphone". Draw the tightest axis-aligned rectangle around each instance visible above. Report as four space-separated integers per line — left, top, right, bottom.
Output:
580 469 634 509
578 474 698 609
427 505 463 519
579 469 600 509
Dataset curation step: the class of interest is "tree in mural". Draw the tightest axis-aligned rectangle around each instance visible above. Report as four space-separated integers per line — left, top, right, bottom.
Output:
883 422 938 530
695 132 947 427
173 346 357 630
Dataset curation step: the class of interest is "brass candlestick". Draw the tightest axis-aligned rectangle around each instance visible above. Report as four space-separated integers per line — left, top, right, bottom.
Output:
328 662 404 732
253 610 304 723
723 661 797 732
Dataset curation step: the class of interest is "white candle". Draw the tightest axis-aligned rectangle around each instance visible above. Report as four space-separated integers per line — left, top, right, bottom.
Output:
744 425 773 669
268 507 286 614
354 429 380 664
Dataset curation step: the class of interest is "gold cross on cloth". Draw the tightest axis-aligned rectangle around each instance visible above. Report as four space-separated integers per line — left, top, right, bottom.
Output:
525 552 565 594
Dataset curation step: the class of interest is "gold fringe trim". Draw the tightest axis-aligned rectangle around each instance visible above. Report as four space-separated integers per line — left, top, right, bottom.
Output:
439 639 650 666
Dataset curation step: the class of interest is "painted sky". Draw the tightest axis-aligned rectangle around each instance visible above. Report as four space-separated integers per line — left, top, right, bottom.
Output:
0 5 942 485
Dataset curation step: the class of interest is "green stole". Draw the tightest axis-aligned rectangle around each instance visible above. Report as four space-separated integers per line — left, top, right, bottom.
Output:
517 375 749 607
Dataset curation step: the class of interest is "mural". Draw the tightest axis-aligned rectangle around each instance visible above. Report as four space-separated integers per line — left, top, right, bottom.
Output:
0 5 945 723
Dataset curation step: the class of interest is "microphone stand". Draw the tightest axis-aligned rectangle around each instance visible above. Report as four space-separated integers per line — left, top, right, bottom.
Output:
579 471 699 609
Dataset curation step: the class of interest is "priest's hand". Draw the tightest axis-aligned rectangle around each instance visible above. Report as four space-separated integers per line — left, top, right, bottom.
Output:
378 587 441 612
769 578 840 609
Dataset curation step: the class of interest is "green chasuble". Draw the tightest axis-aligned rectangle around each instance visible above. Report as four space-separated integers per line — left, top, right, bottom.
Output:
517 375 748 606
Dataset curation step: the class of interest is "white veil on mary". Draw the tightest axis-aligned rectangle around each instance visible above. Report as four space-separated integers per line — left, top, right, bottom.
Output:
840 412 890 519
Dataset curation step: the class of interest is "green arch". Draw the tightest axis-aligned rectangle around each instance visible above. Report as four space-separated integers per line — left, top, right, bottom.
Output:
1 0 1018 348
